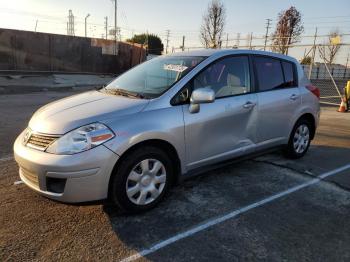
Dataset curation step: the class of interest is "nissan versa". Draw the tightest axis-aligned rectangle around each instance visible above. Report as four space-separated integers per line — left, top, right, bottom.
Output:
14 49 320 212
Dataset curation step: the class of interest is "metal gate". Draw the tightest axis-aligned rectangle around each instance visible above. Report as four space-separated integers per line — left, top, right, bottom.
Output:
303 62 347 106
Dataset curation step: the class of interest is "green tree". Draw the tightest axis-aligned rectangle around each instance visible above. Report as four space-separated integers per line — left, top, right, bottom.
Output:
127 34 164 55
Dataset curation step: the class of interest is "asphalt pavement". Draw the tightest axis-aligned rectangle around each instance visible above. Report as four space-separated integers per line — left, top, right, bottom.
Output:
1 91 350 261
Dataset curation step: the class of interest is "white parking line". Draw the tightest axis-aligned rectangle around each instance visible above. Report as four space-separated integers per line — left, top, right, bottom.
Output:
120 163 350 262
0 156 14 162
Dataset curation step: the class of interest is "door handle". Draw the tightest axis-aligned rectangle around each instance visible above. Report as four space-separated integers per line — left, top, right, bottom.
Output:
290 94 298 100
243 101 256 109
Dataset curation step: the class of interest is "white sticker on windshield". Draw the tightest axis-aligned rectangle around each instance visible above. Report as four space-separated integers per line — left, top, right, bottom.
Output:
163 64 188 73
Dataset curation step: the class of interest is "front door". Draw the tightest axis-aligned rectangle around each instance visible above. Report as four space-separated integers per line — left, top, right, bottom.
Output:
182 55 258 170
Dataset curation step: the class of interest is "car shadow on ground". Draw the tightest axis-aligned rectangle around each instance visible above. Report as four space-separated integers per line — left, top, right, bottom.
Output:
102 144 350 254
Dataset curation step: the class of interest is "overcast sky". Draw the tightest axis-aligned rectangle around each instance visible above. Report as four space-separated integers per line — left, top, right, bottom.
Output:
0 0 349 63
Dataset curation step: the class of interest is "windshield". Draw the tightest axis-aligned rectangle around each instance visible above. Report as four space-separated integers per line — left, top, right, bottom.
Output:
104 56 206 98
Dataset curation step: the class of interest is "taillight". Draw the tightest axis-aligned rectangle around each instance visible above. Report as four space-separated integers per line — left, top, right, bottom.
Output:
306 84 320 99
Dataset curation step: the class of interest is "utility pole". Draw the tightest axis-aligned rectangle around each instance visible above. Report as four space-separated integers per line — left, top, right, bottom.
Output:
235 33 240 48
67 10 75 36
165 29 170 54
226 33 229 48
114 0 118 55
181 36 185 51
85 14 90 37
145 30 149 55
308 27 318 79
104 16 108 40
35 20 38 32
264 18 272 51
249 32 253 49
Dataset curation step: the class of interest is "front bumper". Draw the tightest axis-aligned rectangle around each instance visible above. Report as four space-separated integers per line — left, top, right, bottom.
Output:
14 131 119 203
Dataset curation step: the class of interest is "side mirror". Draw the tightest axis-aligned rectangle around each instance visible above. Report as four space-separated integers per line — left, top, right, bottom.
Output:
189 87 215 113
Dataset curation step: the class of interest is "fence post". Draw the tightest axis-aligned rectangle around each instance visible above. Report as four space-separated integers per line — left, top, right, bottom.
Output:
139 44 143 63
344 68 347 79
129 44 133 68
308 27 318 79
249 32 253 50
316 67 319 79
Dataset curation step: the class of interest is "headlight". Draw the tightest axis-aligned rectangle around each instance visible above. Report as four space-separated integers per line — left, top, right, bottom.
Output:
22 128 32 145
46 123 114 155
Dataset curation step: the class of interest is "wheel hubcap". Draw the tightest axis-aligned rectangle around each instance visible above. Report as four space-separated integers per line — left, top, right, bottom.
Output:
293 124 310 154
126 159 167 205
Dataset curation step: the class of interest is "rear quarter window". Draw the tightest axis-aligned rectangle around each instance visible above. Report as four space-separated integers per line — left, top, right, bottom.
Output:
282 61 297 87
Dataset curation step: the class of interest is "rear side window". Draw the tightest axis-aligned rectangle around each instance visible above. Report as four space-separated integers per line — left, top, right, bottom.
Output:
254 57 284 91
282 61 296 87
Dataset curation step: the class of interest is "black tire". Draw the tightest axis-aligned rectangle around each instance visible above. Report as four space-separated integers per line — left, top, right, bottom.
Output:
109 146 173 213
284 119 312 159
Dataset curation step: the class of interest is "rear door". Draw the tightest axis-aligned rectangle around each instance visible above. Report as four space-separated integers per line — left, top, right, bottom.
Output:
253 56 301 147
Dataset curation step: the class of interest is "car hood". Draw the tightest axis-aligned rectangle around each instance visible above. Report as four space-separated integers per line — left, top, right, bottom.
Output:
29 90 149 134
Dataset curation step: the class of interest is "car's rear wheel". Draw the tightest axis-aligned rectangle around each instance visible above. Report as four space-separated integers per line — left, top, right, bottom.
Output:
285 119 312 159
109 146 173 213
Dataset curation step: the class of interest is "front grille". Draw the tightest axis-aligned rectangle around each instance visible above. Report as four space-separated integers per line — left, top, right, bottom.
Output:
20 168 39 189
26 133 59 151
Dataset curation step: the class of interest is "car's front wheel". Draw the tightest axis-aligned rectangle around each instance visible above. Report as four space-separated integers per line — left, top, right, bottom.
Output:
285 119 312 159
109 146 173 213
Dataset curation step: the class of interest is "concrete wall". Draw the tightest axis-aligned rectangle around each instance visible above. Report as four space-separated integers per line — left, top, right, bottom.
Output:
0 28 146 74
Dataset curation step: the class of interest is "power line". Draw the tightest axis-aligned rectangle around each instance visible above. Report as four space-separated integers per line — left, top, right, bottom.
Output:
269 15 350 21
224 33 350 41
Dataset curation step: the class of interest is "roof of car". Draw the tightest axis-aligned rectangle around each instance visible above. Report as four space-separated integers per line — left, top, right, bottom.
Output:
168 49 298 63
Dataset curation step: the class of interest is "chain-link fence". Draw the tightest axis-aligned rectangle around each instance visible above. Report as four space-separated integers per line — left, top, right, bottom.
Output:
302 64 347 105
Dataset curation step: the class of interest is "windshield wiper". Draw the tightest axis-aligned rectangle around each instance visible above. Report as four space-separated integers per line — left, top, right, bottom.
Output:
106 88 145 99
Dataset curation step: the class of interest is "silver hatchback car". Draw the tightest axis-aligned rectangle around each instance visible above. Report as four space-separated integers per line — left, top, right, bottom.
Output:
14 49 320 212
